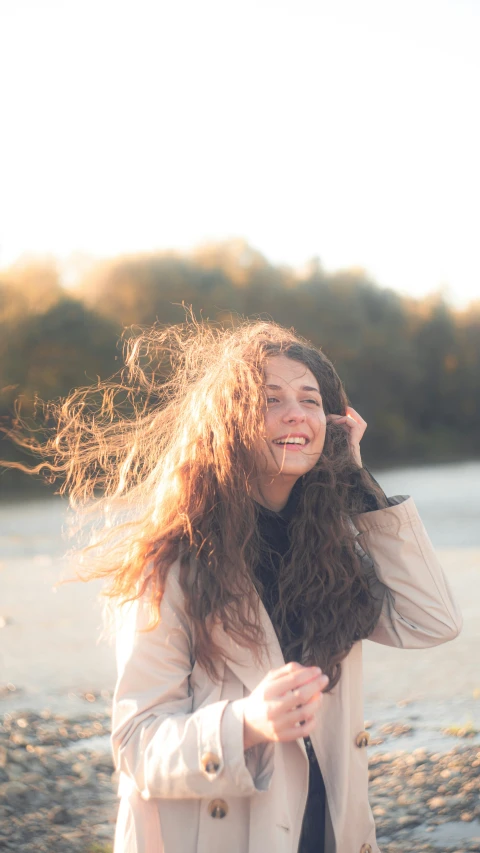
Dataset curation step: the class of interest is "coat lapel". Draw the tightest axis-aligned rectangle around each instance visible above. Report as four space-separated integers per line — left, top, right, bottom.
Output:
210 594 309 762
210 595 285 694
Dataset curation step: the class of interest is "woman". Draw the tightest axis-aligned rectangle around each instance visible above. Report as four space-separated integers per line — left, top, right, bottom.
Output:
5 319 462 853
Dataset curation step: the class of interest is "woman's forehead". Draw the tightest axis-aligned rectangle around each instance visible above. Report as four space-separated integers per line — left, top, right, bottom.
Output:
264 355 320 391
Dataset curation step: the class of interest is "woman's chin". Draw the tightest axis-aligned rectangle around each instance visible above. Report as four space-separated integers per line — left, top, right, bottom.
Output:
270 462 314 479
271 452 320 477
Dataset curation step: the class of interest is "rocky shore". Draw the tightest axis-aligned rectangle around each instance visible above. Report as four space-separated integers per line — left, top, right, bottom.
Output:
0 701 116 853
0 704 479 853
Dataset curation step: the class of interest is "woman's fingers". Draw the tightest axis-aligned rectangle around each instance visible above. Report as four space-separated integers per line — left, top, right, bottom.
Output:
326 409 367 435
267 661 315 681
326 406 366 425
265 676 325 706
263 679 326 730
282 676 328 710
243 663 329 748
281 695 323 727
266 663 325 697
264 678 324 719
325 407 366 466
276 714 319 741
346 406 367 426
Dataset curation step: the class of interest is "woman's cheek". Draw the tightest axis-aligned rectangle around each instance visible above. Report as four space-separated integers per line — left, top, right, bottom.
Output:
315 420 327 457
253 437 274 473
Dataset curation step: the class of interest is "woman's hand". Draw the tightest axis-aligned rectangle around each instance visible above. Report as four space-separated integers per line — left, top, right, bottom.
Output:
243 662 329 750
326 406 367 467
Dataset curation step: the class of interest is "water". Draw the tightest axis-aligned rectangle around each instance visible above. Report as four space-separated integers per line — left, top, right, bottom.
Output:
372 460 480 549
1 459 479 554
0 495 69 559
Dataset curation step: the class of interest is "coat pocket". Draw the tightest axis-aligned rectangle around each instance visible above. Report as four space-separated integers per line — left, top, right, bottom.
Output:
196 793 250 853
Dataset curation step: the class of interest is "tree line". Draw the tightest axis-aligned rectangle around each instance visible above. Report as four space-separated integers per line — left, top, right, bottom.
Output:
1 239 479 497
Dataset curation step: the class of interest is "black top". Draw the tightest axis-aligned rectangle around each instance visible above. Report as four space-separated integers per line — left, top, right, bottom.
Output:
254 468 388 853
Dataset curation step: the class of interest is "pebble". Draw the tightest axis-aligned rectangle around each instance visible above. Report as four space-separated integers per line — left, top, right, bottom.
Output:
2 781 29 804
48 805 73 824
396 815 424 827
428 796 447 809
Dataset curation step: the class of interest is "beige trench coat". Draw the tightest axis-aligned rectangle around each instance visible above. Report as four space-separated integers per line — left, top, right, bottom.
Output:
111 496 462 853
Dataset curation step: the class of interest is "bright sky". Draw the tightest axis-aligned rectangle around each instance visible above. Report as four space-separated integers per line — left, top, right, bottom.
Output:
1 0 479 307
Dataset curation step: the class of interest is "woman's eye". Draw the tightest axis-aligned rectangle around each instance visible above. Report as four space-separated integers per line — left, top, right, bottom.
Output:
303 398 321 406
266 397 279 404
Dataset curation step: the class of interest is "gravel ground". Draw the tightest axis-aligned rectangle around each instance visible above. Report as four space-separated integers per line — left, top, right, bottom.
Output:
0 702 116 853
1 704 479 853
370 745 480 852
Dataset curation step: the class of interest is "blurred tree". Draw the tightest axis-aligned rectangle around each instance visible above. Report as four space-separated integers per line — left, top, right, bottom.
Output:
79 251 242 327
1 242 479 497
0 296 118 497
0 259 63 320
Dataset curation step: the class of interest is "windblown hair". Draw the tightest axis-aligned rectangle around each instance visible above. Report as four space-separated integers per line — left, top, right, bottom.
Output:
3 319 388 689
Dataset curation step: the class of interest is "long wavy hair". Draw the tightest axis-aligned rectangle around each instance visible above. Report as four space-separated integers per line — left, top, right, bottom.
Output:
3 318 387 690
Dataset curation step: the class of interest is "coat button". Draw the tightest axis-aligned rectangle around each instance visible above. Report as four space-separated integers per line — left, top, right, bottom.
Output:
360 845 372 853
208 799 228 819
356 731 370 748
201 752 221 774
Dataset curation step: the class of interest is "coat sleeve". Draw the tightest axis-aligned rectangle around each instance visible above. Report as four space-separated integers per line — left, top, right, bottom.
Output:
111 564 272 800
353 496 463 648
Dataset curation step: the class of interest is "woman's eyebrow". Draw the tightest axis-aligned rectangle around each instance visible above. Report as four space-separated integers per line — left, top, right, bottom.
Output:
300 385 321 394
265 383 322 395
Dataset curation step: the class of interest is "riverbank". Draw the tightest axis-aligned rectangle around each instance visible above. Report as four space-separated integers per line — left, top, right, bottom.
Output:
1 704 479 853
1 464 479 850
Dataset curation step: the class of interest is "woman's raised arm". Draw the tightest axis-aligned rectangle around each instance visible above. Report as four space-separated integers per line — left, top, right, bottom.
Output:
353 496 463 648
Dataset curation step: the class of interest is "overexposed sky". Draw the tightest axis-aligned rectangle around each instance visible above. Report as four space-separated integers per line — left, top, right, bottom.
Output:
1 0 479 306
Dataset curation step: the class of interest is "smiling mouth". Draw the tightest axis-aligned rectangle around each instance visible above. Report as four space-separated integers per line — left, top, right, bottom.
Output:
272 437 310 446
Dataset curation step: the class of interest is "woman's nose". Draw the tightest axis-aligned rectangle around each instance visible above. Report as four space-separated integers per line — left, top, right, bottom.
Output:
282 403 306 423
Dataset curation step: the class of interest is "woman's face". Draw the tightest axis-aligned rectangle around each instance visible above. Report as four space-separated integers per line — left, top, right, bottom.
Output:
255 355 327 487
